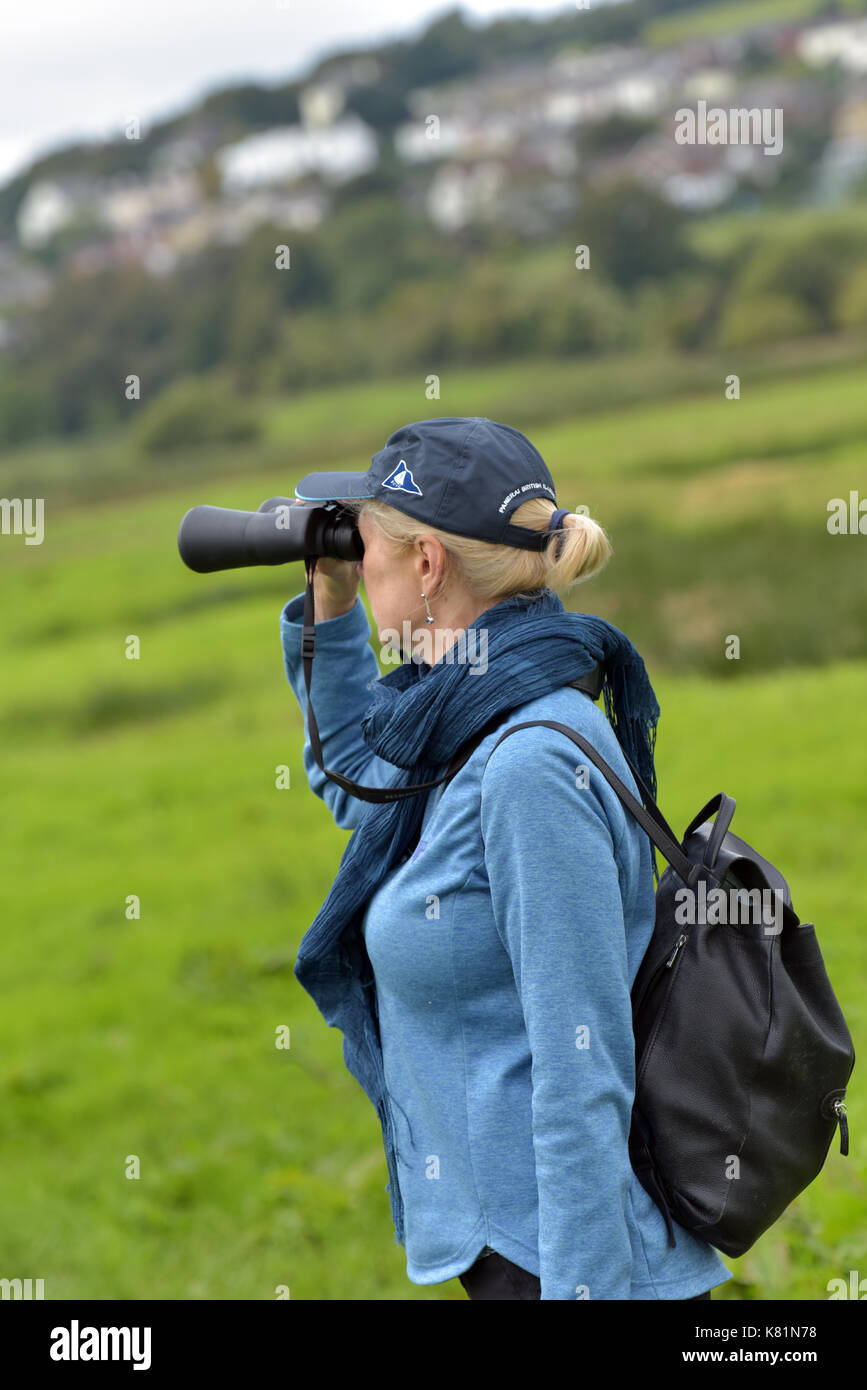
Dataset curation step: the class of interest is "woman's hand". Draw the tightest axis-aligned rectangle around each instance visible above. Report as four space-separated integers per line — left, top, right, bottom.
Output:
311 555 362 622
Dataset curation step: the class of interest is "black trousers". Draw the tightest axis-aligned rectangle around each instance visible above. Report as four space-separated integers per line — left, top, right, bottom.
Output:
458 1247 713 1300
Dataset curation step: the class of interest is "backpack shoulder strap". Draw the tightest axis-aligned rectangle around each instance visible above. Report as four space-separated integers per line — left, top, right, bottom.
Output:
484 719 699 888
441 665 605 791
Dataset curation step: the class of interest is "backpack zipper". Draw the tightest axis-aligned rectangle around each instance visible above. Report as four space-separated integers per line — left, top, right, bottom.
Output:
635 934 690 1092
632 932 690 1026
666 934 688 969
833 1099 849 1156
820 1091 850 1155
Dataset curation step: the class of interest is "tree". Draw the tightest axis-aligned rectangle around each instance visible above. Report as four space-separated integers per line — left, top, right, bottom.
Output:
578 179 696 289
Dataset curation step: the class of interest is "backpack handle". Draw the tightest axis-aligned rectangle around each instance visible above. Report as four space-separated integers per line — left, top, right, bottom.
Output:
682 793 737 873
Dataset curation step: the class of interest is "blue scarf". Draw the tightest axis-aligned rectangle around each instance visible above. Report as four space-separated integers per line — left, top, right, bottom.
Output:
295 588 661 998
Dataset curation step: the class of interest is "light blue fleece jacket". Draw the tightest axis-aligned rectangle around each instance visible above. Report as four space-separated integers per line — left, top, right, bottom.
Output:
281 590 733 1300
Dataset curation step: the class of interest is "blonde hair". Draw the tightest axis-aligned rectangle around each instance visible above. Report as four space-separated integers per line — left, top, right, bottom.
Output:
345 495 612 603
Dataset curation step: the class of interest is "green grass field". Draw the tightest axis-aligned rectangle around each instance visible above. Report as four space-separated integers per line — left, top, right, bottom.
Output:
1 355 865 1298
644 0 846 47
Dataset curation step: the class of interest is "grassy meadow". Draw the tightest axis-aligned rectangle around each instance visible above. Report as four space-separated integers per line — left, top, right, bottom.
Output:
1 352 866 1298
643 0 866 47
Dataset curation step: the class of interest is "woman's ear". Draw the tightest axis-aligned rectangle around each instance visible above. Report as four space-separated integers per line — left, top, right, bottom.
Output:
417 535 444 594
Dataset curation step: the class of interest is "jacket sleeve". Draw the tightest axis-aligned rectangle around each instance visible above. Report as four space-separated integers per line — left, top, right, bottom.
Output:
280 592 397 829
479 723 636 1300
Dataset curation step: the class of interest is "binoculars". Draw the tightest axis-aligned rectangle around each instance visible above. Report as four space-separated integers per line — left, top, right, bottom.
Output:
177 498 364 573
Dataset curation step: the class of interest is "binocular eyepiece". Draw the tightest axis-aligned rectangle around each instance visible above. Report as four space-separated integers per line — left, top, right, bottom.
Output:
177 498 364 573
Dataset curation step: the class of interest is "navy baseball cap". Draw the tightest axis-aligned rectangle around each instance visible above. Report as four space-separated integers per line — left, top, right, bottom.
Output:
294 416 559 551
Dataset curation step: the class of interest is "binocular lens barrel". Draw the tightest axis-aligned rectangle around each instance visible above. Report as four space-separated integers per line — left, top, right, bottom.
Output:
177 502 363 573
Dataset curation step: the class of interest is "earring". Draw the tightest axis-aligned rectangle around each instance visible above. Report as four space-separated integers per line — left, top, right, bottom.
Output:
421 592 434 624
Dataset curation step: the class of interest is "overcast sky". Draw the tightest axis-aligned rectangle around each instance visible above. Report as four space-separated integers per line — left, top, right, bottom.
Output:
0 0 577 187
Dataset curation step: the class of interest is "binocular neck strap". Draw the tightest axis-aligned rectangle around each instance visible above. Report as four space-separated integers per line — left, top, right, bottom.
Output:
300 556 475 804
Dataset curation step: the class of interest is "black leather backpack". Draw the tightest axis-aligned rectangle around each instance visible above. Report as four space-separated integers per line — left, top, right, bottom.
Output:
443 672 856 1260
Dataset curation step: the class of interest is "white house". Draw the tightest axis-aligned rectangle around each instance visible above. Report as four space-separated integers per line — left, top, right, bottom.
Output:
215 116 378 190
425 161 505 232
99 170 200 233
797 20 867 74
298 81 346 129
17 178 84 248
395 112 518 163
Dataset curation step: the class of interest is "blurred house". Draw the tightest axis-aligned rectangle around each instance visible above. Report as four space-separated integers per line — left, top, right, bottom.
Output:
65 229 176 277
396 110 519 163
545 45 678 125
98 169 201 235
797 19 867 74
425 161 506 230
17 166 201 256
594 134 737 210
398 45 676 156
679 66 737 103
17 175 102 249
299 81 346 129
208 186 330 240
597 72 828 209
214 115 378 191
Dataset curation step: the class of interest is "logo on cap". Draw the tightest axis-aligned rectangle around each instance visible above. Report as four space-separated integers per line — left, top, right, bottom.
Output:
382 460 423 497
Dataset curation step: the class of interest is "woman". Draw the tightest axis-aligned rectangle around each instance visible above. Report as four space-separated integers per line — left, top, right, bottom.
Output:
280 416 732 1301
